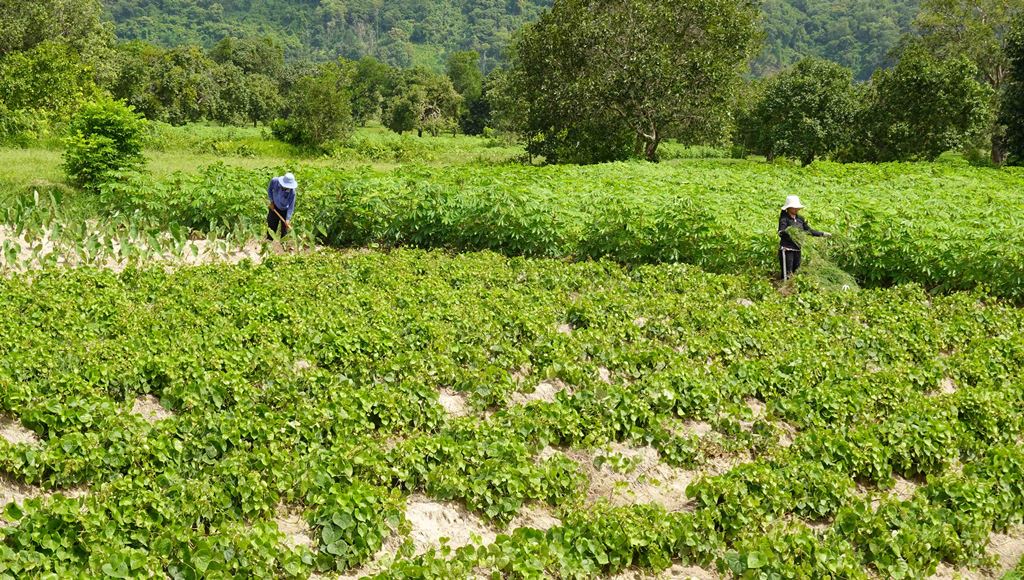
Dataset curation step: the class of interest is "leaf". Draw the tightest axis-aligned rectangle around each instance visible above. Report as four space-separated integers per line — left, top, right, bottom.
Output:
4 503 23 521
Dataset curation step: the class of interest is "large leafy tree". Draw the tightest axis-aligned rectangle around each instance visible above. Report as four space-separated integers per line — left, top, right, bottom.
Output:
151 46 221 125
0 41 98 114
739 58 860 165
212 65 283 127
851 45 992 162
0 0 109 57
914 0 1024 164
0 0 113 114
210 36 286 80
351 57 393 125
383 68 462 137
1004 15 1024 163
446 51 484 101
447 51 489 135
508 0 761 163
274 60 354 148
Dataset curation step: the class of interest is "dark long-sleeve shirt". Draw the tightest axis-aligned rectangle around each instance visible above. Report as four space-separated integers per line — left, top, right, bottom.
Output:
267 177 296 220
778 210 824 250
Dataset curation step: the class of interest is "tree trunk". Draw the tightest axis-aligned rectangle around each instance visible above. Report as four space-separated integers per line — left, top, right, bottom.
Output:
644 139 661 161
801 152 815 167
992 133 1008 166
417 128 423 138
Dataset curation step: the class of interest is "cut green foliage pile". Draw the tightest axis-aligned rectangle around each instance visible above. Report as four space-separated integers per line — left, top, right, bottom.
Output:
1 249 1023 578
783 228 859 293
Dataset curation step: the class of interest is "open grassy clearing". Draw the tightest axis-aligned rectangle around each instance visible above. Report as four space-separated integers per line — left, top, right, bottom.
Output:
1 249 1023 578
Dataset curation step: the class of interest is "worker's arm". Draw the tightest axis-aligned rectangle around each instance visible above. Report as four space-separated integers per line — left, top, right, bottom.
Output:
267 180 275 208
284 191 296 221
803 219 830 237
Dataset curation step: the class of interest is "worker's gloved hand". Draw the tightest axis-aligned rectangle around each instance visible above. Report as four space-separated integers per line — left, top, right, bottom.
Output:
285 220 291 229
267 201 274 209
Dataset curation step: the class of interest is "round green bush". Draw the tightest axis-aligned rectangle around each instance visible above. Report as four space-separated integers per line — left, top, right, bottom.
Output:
63 98 147 189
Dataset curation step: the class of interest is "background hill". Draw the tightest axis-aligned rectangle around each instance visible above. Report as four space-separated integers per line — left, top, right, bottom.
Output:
104 0 918 78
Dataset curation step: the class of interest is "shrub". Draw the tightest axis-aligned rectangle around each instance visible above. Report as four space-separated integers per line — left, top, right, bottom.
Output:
63 98 147 189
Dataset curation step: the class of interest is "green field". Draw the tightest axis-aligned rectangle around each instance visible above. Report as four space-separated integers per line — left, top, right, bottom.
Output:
1 129 1024 579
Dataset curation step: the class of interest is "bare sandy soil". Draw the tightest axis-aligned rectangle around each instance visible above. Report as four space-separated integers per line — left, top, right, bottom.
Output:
130 395 174 423
930 526 1024 579
0 225 270 272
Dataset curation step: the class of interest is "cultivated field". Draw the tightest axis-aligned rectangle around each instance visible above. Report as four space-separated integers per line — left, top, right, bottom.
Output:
1 130 1023 579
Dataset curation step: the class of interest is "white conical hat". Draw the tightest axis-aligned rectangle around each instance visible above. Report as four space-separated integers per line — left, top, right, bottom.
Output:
782 195 804 210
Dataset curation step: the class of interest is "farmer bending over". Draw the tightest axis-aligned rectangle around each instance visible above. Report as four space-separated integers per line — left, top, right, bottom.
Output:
267 172 297 238
778 195 831 280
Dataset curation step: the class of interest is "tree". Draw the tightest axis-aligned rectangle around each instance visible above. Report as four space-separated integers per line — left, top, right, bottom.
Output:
0 0 110 57
851 45 992 162
0 40 97 114
273 60 354 148
63 98 147 188
213 65 283 127
508 0 761 163
384 96 419 134
1004 15 1024 163
382 68 462 136
446 51 484 101
351 57 393 125
447 50 490 135
210 36 286 80
108 41 166 121
915 0 1024 164
739 58 860 165
151 46 221 125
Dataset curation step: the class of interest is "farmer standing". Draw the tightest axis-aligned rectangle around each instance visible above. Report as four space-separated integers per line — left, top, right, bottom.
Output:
778 195 831 280
267 172 297 238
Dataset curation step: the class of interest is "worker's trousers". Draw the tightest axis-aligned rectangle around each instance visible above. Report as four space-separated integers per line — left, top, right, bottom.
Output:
267 206 291 239
779 247 801 280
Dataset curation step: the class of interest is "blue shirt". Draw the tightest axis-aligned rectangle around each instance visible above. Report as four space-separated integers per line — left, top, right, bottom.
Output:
267 177 296 220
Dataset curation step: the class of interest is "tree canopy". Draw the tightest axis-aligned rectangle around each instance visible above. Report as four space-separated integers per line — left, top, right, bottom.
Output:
853 45 992 162
508 0 761 163
103 0 918 80
1003 15 1024 163
739 58 860 165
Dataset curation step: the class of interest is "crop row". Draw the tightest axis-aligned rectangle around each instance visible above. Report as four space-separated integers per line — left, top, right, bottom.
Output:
95 159 1024 300
1 250 1023 578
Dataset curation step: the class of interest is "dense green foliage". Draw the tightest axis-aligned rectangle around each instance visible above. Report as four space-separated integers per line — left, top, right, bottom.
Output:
104 0 553 71
0 0 111 140
757 0 919 80
381 68 462 137
63 98 147 188
738 58 860 165
914 0 1023 164
1005 15 1024 165
851 46 992 162
108 41 284 126
1 248 1023 577
101 0 922 82
271 61 355 148
508 0 760 163
95 159 1024 300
